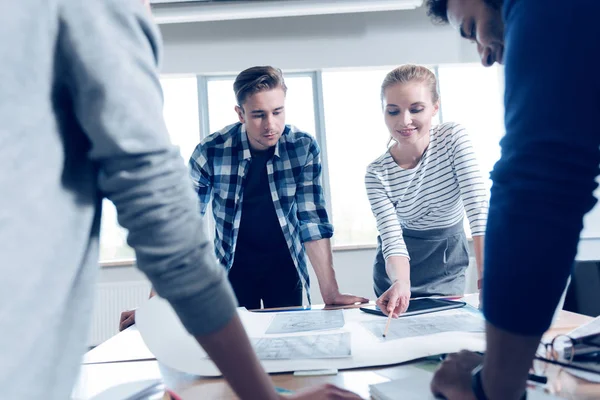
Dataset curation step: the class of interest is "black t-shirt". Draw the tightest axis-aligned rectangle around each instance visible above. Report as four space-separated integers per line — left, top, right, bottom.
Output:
233 146 295 273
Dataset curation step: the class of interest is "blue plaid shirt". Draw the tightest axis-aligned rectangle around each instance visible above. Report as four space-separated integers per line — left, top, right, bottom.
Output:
189 123 333 303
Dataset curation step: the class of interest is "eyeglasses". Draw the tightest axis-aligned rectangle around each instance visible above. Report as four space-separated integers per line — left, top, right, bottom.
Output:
536 332 600 374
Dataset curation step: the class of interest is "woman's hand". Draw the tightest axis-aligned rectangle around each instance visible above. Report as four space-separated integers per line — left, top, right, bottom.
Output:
376 280 411 317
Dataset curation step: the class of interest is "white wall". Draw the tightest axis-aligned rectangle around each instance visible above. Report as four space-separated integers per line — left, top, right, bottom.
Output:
158 8 480 75
97 250 380 305
97 247 478 307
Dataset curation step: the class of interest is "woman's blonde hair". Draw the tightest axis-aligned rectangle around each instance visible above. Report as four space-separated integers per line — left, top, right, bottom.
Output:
380 64 440 105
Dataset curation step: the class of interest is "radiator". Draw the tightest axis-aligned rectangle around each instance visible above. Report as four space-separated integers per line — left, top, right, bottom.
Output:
89 280 151 347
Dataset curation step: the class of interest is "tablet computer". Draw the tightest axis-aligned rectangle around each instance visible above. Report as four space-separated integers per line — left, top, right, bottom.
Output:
360 298 466 318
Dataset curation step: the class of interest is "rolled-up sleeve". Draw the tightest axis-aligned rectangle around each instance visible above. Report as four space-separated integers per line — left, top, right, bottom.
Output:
189 143 213 216
296 139 334 242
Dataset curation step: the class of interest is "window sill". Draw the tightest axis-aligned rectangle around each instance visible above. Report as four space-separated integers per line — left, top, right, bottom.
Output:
331 244 377 252
100 259 136 268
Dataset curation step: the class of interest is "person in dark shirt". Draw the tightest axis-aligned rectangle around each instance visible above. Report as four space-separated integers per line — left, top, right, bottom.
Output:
424 1 600 399
188 66 368 310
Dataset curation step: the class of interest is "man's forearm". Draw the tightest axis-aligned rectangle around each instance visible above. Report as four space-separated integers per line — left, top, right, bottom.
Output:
196 314 279 400
304 238 340 301
482 322 541 400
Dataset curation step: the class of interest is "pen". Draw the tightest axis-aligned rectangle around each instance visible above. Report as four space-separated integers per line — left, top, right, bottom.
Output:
383 311 393 338
254 306 312 313
275 386 295 395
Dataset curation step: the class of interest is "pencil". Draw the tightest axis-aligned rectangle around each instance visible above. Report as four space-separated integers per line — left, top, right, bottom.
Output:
383 312 393 338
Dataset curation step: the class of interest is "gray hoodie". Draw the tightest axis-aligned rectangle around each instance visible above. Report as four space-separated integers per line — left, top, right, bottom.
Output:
0 0 236 398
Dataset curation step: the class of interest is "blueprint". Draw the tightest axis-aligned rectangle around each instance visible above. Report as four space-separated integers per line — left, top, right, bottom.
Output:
266 310 345 334
362 312 485 341
252 332 351 360
136 297 488 377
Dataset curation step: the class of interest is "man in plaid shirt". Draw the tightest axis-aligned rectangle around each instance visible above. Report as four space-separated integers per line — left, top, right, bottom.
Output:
189 66 367 309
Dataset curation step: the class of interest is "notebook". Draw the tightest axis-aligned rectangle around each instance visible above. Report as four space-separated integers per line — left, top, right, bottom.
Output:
369 367 566 400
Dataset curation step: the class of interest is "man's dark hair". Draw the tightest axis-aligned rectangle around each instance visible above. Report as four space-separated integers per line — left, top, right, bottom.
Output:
233 66 287 107
425 0 503 25
425 0 450 24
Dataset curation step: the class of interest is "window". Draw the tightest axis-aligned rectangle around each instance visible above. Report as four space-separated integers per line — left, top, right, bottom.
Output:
205 75 317 136
321 68 392 247
99 76 200 263
437 64 504 237
161 76 202 162
437 64 504 191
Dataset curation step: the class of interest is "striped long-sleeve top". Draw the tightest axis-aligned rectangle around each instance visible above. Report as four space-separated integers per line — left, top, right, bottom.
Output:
365 122 488 260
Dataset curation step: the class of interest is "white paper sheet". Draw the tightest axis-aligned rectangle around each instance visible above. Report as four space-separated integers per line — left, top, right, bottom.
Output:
89 379 163 400
136 297 486 376
83 327 154 364
567 315 600 339
362 312 485 341
265 310 344 334
253 332 351 359
134 299 274 367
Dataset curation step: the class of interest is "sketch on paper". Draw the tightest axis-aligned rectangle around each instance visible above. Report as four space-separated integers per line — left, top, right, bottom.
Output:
265 310 345 334
361 312 485 341
252 332 351 360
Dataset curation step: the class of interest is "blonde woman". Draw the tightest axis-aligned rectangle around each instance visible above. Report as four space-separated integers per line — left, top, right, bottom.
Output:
366 65 488 317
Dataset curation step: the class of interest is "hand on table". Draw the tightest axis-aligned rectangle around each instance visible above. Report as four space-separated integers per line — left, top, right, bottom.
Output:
284 383 363 400
323 291 369 306
430 350 482 400
119 309 136 331
376 280 411 317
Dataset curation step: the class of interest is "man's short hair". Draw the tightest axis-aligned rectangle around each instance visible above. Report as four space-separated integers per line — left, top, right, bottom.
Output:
233 66 287 107
425 0 450 24
425 0 503 25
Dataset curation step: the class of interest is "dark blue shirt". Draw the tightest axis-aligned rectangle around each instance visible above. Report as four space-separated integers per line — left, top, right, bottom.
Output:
484 0 600 335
